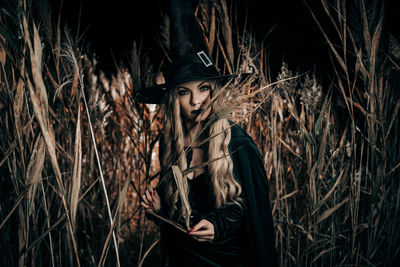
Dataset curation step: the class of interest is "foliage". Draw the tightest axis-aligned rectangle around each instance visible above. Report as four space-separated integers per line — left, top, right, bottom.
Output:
0 0 399 266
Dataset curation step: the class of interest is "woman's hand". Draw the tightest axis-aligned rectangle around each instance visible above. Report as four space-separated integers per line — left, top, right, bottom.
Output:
140 187 161 213
187 219 215 242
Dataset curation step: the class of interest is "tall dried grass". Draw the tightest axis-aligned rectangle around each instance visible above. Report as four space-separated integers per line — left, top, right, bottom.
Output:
0 0 128 265
1 0 399 266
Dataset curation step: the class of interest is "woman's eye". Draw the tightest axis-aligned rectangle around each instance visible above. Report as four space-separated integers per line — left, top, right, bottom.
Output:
200 85 210 91
178 90 189 96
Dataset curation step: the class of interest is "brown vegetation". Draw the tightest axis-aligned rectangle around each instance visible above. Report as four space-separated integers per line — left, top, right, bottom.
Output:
1 0 399 266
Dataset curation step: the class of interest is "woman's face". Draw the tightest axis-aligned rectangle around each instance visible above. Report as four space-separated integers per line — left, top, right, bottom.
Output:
176 80 212 123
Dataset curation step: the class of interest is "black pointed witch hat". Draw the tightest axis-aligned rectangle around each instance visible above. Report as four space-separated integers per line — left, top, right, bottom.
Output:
135 0 235 104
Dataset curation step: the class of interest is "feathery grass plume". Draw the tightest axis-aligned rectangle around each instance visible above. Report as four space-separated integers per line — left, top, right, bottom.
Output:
22 8 82 266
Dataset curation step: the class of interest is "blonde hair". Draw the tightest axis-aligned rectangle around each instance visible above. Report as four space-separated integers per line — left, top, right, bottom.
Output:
160 81 242 222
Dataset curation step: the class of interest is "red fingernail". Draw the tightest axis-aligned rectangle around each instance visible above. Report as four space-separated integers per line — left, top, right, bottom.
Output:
189 228 194 232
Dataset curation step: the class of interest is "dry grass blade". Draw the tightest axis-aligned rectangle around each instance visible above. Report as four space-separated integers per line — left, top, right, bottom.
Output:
208 5 216 54
70 107 82 230
292 224 314 242
304 0 347 73
24 215 66 255
0 190 27 230
81 83 120 267
98 222 116 267
387 160 400 177
116 174 131 233
0 141 17 168
14 76 25 169
360 0 371 53
214 0 234 68
138 239 160 267
385 96 400 140
39 175 56 267
216 35 233 74
26 135 45 215
311 246 340 264
311 164 347 216
145 209 188 233
98 176 131 267
314 196 349 227
278 190 298 201
370 13 383 66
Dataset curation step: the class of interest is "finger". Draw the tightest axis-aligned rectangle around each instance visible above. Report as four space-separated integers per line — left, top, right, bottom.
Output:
190 220 209 232
152 190 160 201
188 229 213 236
142 194 154 209
141 194 149 205
145 190 153 204
140 202 151 209
147 186 155 197
152 192 161 210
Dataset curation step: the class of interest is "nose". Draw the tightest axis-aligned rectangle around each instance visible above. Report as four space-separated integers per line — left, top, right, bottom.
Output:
190 91 203 106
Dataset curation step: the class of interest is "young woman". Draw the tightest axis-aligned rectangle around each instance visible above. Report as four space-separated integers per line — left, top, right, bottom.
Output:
137 0 278 266
140 79 277 266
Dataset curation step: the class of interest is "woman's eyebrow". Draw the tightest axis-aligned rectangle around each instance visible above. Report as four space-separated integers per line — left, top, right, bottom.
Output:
177 81 210 91
177 86 190 91
197 81 210 88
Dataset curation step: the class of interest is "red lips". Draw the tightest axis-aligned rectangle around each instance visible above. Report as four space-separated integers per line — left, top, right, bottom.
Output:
191 109 203 114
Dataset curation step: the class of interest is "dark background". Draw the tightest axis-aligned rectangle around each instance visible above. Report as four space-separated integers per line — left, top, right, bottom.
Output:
52 0 397 79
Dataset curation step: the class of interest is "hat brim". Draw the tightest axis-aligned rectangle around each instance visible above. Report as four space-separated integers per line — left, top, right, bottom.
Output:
135 73 253 104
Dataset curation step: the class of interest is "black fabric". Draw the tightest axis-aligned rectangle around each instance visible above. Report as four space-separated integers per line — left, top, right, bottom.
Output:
134 0 253 104
228 123 279 266
202 199 247 242
169 0 209 62
187 172 247 243
154 123 278 266
153 171 249 267
135 0 222 104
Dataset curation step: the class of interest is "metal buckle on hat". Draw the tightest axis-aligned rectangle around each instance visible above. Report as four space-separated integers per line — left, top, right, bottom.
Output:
197 51 212 67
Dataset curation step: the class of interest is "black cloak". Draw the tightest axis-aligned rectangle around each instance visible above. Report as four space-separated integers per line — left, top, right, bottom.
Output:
228 123 278 266
155 123 278 266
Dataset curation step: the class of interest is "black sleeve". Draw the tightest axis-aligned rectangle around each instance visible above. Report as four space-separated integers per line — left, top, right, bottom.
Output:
202 199 246 242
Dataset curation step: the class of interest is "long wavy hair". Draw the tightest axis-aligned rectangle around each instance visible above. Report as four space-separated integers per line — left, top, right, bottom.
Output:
160 80 242 223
